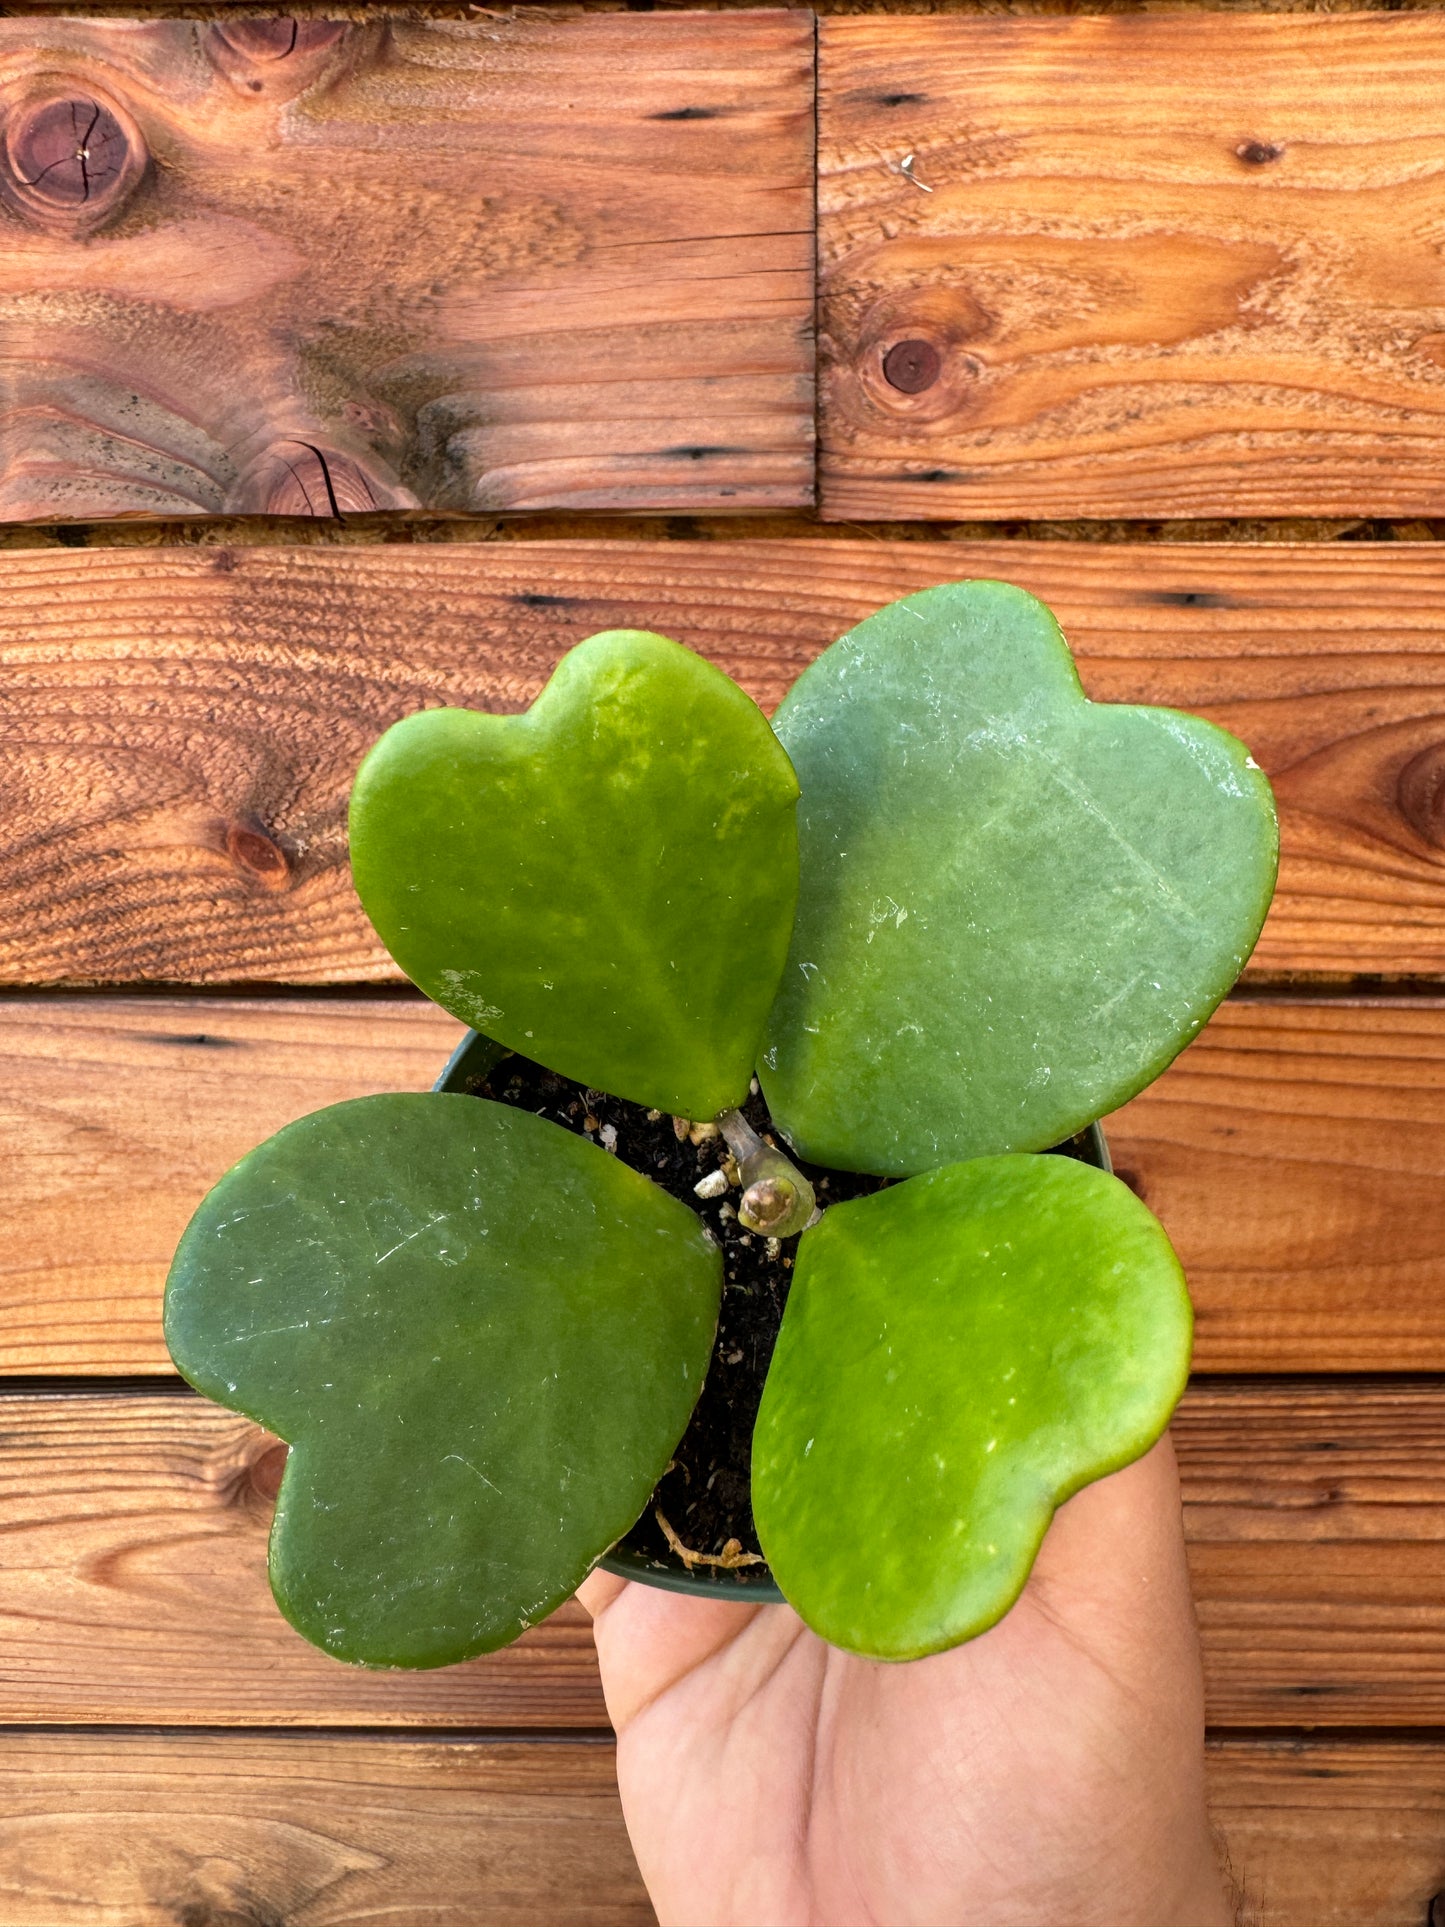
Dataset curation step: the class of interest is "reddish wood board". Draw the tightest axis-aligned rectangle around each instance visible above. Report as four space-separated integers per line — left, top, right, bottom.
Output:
0 1380 1433 1730
0 13 815 519
819 14 1445 520
3 539 1445 981
7 992 1445 1375
0 1728 1428 1927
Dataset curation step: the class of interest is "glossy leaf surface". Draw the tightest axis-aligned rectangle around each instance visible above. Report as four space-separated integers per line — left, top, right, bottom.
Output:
760 581 1278 1175
165 1094 721 1667
752 1154 1191 1659
350 630 799 1120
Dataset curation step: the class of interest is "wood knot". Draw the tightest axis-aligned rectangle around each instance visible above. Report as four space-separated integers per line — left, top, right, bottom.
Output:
1236 140 1282 166
247 1440 289 1506
1 88 147 235
206 20 348 98
853 289 989 423
882 338 942 395
226 819 292 890
239 442 402 518
1396 742 1445 849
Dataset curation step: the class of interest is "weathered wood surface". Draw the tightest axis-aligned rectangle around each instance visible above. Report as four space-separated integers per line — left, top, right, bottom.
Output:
9 992 1445 1375
5 539 1445 982
0 997 463 1374
0 13 814 520
1108 998 1445 1373
0 1731 1430 1927
0 1732 649 1927
0 1380 1436 1728
819 13 1445 520
1181 1379 1445 1725
1206 1738 1445 1927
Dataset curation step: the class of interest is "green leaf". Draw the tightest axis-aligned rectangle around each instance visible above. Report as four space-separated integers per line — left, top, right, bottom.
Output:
759 581 1278 1175
751 1154 1191 1659
164 1094 721 1667
350 630 799 1121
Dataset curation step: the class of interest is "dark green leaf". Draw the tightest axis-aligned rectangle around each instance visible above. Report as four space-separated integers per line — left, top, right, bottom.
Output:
760 581 1278 1174
350 630 799 1121
752 1154 1191 1658
165 1094 721 1667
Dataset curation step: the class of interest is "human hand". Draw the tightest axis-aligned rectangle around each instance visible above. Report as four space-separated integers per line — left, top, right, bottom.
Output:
579 1436 1235 1927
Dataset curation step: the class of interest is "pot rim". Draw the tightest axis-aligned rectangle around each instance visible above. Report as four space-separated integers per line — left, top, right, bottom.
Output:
434 1027 1111 1607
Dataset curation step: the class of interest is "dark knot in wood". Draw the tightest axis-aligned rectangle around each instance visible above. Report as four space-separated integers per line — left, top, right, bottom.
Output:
1236 140 1282 166
2 89 147 234
247 1441 289 1506
206 20 348 97
212 19 345 62
262 445 381 518
225 820 292 890
882 338 943 394
1396 742 1445 850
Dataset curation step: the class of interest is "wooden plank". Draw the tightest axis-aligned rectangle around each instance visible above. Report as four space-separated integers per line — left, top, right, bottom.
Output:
0 14 814 519
1206 1738 1445 1927
0 1380 1438 1728
1108 999 1445 1373
0 1388 607 1729
1181 1380 1445 1725
0 997 463 1374
4 539 1445 983
9 993 1445 1375
818 13 1445 520
0 1732 647 1927
0 1728 1425 1927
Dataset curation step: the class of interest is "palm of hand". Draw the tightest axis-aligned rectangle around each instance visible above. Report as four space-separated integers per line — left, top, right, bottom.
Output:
580 1439 1234 1927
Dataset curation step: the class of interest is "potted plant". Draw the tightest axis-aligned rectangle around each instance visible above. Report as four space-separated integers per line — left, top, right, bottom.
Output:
164 580 1277 1666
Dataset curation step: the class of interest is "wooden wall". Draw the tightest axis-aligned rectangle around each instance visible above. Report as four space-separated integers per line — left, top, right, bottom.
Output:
2 7 1444 1925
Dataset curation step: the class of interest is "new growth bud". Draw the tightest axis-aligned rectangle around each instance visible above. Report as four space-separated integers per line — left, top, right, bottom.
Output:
716 1108 816 1239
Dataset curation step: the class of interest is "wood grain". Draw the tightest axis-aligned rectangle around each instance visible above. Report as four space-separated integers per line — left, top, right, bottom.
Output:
3 538 1445 979
1107 998 1445 1372
0 1728 1426 1927
1205 1738 1445 1927
0 1732 647 1927
1181 1380 1445 1725
0 13 814 519
10 992 1445 1375
819 13 1445 520
0 997 462 1374
0 1379 1437 1728
0 1387 607 1729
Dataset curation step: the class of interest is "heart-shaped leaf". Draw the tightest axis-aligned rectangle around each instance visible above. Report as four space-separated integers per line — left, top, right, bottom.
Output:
351 630 799 1121
751 1154 1191 1659
759 581 1277 1175
164 1093 721 1667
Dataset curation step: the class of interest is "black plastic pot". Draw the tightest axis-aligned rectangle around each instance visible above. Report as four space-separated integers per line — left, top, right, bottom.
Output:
436 1027 1111 1604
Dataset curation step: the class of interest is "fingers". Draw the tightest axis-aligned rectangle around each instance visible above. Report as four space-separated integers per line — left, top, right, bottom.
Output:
1026 1433 1204 1707
576 1568 630 1620
1035 1432 1189 1604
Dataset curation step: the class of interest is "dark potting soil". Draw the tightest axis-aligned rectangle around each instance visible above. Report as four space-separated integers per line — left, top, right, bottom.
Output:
460 1050 1099 1590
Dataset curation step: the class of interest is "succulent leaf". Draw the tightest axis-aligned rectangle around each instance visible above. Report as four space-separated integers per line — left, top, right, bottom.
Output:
751 1153 1192 1659
164 1093 721 1667
350 629 800 1121
759 581 1278 1175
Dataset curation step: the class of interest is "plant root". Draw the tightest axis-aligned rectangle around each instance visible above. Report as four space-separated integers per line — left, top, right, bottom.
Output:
654 1506 764 1571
